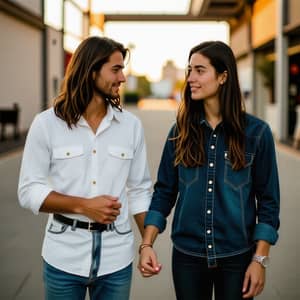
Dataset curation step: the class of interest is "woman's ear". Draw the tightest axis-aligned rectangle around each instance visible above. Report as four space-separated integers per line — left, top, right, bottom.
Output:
92 71 96 80
220 71 228 85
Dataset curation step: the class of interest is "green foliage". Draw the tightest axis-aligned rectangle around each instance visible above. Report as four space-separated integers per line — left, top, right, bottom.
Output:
123 91 139 103
136 76 151 98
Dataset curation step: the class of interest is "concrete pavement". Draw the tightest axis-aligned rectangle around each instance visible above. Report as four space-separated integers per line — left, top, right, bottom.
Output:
0 105 299 299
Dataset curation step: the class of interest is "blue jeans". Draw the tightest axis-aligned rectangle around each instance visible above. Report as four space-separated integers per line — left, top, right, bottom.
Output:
43 261 132 300
172 247 253 300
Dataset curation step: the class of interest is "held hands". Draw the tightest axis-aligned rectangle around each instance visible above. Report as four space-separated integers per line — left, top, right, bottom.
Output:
138 245 162 277
242 261 266 298
82 195 121 224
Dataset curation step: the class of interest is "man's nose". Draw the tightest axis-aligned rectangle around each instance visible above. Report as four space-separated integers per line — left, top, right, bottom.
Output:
119 72 126 83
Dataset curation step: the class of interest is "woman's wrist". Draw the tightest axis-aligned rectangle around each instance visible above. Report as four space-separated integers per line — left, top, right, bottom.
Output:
138 243 153 254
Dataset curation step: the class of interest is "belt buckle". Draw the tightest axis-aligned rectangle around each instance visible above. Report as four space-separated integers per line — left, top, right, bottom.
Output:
88 221 93 232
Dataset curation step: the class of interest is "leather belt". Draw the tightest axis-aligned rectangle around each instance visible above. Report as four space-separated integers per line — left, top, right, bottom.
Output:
53 214 107 232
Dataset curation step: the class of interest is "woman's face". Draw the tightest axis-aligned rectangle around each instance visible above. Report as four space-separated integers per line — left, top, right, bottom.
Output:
187 52 225 101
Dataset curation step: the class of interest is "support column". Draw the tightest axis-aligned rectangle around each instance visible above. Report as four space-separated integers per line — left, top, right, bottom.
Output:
275 0 288 141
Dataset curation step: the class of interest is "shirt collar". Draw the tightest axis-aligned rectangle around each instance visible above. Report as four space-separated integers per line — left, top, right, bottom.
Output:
77 103 121 126
107 103 122 123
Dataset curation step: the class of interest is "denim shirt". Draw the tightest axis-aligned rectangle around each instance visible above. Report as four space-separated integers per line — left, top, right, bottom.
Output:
145 113 280 267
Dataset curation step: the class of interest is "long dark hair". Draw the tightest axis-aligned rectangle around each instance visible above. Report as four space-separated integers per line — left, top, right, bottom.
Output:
54 37 128 128
175 41 246 170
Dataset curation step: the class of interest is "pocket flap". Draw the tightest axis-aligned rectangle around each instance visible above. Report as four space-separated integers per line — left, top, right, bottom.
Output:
53 146 84 159
108 146 133 160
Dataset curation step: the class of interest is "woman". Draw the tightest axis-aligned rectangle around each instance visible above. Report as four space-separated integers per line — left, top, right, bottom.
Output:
138 41 280 300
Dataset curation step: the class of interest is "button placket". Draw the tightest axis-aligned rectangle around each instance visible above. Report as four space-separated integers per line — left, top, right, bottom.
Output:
205 130 217 267
91 141 98 194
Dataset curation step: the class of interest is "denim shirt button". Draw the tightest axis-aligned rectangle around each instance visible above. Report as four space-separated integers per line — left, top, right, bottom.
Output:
207 229 211 234
210 145 215 150
207 210 211 214
208 244 213 249
208 180 213 185
208 188 212 192
209 163 214 167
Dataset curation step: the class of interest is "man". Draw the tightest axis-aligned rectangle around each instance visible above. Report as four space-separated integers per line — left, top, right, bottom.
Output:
18 36 151 300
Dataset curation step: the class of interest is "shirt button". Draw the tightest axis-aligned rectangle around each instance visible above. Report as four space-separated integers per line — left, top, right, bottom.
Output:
210 145 215 150
121 153 125 157
92 180 96 185
207 209 211 214
208 188 212 192
66 152 70 156
93 149 96 154
207 229 211 234
213 134 217 138
208 244 213 249
208 180 213 185
209 163 214 167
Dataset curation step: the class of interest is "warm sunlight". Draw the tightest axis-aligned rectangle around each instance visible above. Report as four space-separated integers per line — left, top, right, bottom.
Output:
105 21 229 81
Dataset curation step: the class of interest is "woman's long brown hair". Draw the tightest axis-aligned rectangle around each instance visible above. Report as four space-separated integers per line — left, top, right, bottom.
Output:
174 41 246 170
54 37 128 128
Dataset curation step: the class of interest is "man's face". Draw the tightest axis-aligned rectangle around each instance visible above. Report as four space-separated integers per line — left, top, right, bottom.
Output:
93 51 126 99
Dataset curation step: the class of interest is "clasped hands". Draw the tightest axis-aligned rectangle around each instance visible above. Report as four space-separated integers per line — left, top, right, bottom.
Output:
138 246 162 277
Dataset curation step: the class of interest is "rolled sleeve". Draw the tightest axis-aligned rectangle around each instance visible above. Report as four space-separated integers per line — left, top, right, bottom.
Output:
144 210 167 233
19 185 52 215
253 124 280 243
253 222 279 245
146 125 178 233
127 120 152 215
18 115 52 215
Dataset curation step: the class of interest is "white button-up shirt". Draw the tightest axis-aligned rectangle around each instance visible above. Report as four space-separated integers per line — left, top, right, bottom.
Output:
18 105 152 276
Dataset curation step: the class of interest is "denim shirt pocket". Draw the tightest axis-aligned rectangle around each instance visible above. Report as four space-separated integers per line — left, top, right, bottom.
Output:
224 151 254 190
179 165 199 187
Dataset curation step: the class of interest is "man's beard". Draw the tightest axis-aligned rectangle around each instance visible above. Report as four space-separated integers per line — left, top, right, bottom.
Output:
93 84 119 101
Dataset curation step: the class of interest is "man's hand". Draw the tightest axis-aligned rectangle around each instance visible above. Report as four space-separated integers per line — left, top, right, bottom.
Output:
242 261 266 298
82 195 121 224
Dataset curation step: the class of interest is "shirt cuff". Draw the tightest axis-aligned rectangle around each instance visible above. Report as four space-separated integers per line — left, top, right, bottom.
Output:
253 222 279 245
144 210 166 233
28 186 52 215
130 199 151 215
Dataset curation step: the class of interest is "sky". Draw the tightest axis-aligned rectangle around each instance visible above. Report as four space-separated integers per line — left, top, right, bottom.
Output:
45 0 229 82
104 21 229 81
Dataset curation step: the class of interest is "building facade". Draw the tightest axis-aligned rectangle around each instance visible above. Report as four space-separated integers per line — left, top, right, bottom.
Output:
231 0 300 147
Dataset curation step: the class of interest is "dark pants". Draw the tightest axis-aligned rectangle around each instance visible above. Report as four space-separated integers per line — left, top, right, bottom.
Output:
172 247 253 300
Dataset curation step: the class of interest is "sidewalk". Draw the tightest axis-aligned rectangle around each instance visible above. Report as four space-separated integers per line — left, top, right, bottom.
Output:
0 132 27 157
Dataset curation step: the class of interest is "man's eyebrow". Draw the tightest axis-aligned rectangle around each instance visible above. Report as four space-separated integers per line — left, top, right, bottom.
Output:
112 64 124 69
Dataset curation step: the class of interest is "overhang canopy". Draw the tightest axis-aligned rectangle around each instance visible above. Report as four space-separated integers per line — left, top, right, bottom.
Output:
104 0 247 22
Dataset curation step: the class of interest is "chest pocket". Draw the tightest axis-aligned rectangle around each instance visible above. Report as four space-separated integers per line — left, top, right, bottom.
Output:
179 164 199 187
108 146 134 160
224 151 254 190
52 145 84 178
53 146 84 159
107 146 134 178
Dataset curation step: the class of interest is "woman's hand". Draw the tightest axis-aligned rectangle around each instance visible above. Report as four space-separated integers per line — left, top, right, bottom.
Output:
242 261 266 298
138 246 162 277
